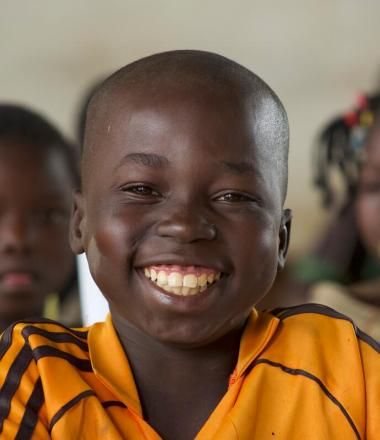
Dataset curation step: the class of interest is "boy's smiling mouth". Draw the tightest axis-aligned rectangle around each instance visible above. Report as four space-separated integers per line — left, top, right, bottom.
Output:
143 265 222 296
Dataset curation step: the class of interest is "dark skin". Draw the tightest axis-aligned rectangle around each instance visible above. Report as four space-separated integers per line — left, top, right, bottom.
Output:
0 139 75 330
354 117 380 305
71 80 291 439
116 317 243 439
356 118 380 259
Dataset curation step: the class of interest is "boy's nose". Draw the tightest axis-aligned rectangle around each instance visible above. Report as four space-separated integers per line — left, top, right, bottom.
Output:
156 205 216 243
0 215 34 254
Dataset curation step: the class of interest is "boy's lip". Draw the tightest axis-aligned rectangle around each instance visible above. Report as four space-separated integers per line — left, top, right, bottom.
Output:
142 265 223 296
135 257 229 303
0 269 37 291
137 267 226 305
135 255 227 275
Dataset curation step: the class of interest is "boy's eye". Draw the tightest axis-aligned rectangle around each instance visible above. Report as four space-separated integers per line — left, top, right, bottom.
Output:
122 184 161 197
214 192 254 203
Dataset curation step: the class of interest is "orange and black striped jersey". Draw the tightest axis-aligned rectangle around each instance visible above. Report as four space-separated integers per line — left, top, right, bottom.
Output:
0 304 379 439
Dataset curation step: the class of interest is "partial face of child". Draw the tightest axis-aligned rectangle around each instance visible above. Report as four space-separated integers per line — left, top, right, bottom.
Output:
356 119 380 260
0 139 75 321
73 83 289 346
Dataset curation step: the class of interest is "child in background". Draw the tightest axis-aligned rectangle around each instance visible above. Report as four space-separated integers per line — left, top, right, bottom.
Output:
295 93 380 288
0 104 80 330
0 51 378 439
287 94 380 339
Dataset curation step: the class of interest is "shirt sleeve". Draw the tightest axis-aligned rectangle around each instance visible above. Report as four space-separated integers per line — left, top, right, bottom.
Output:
358 336 380 439
0 323 50 439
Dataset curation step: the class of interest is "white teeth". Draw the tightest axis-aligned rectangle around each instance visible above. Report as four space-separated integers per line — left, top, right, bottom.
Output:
143 267 222 296
151 269 157 281
181 286 190 295
183 274 197 288
198 273 207 287
168 272 183 287
157 271 167 285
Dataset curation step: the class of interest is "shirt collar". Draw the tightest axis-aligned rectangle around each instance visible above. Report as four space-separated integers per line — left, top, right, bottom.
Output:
88 314 143 415
87 310 279 414
234 309 280 378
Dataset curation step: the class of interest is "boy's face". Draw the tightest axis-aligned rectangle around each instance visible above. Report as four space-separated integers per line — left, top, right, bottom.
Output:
0 140 75 320
73 84 290 346
356 120 380 259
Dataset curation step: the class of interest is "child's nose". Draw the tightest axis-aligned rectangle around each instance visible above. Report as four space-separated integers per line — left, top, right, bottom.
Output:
0 214 34 254
156 204 216 243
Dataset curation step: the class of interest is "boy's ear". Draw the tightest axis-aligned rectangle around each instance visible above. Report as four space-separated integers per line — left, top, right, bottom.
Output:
277 208 292 271
70 190 86 255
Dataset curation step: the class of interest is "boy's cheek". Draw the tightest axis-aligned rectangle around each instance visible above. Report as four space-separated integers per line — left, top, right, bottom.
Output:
236 230 279 289
87 220 129 262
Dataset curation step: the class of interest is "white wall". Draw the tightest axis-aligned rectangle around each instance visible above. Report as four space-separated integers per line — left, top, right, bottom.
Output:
1 0 380 257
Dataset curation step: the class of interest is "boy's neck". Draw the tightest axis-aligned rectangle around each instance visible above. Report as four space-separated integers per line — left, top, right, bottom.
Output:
112 314 244 440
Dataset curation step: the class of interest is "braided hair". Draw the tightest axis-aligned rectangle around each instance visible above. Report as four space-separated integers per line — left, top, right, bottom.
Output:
313 93 380 208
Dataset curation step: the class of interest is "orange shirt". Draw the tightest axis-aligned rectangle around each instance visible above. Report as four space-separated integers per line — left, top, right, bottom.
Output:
0 304 378 439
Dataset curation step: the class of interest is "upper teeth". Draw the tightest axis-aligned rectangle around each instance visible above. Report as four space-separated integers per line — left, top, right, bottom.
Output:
143 266 221 296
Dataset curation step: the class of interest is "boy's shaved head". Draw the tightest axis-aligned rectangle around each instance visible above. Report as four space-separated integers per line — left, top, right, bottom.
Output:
83 50 289 202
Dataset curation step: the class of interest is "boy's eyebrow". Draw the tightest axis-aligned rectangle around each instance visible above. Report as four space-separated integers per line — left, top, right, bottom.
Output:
115 153 170 169
115 154 260 176
219 160 258 175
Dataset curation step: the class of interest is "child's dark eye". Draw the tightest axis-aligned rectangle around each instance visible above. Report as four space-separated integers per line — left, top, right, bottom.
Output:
214 192 255 203
122 184 161 198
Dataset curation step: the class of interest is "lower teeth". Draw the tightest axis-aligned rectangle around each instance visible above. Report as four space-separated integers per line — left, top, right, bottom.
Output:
158 283 209 296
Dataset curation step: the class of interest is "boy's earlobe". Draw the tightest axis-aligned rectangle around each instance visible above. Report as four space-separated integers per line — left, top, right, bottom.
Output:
70 191 86 255
277 208 292 271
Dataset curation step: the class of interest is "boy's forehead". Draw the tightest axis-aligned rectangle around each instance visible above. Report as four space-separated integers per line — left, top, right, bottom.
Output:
87 51 285 134
87 84 273 168
88 75 281 148
83 51 289 199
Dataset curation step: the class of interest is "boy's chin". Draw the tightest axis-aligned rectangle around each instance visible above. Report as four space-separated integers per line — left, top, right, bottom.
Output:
117 311 249 349
145 325 237 349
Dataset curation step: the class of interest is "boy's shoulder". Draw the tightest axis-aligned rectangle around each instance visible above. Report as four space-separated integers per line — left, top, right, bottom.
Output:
265 303 380 364
0 318 90 369
272 303 378 343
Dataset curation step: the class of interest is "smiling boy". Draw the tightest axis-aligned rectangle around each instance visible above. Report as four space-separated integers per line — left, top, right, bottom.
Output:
0 51 378 439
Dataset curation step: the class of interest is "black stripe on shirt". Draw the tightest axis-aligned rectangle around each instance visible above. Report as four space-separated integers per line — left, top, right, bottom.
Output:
19 317 89 340
270 303 380 353
253 358 361 440
22 325 89 352
0 324 16 361
32 345 93 371
102 400 127 409
49 390 95 432
270 303 351 320
0 344 33 432
0 318 88 361
15 378 44 440
355 327 380 354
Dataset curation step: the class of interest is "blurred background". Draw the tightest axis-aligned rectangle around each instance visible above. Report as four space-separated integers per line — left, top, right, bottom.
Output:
1 0 380 259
